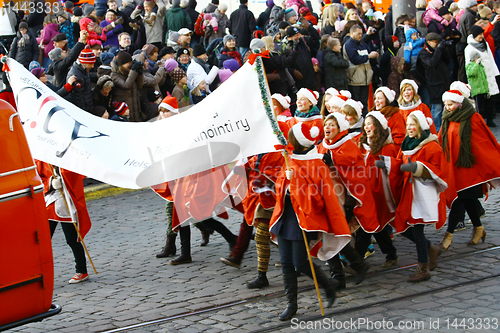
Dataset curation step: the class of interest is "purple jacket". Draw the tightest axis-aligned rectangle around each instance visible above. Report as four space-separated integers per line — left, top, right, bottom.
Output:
41 23 59 57
100 20 123 47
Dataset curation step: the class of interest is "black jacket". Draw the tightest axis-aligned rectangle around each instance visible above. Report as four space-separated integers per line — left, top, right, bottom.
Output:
66 62 93 112
228 4 256 48
47 42 85 88
9 30 39 69
262 49 297 95
323 49 349 90
417 42 451 104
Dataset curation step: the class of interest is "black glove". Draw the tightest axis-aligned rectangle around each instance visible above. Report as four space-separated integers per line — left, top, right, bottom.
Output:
131 60 144 74
400 162 418 173
323 153 333 167
374 160 386 171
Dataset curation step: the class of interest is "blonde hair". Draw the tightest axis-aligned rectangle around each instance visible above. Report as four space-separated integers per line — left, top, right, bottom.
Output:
397 83 420 105
262 36 274 52
340 104 359 123
407 113 423 138
191 86 201 96
345 9 360 21
323 5 339 27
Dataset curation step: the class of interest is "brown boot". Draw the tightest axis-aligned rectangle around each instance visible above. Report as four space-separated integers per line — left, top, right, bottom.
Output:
467 226 486 245
407 263 431 283
439 232 453 250
156 235 176 258
428 244 441 271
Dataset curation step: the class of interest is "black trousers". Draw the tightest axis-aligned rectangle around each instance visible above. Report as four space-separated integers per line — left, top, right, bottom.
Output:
50 220 87 274
355 227 397 261
349 85 370 117
447 185 483 233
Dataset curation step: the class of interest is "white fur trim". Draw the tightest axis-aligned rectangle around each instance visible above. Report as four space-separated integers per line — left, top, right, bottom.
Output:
328 95 348 108
400 79 418 93
408 110 430 131
375 86 396 103
367 111 388 130
339 90 352 99
325 113 350 133
325 87 340 96
292 122 315 147
344 99 363 119
159 103 179 113
297 88 319 105
310 126 320 138
442 91 465 103
271 93 291 109
450 81 471 98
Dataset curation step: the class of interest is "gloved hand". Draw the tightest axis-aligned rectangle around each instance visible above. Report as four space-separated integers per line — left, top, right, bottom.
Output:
285 169 293 180
374 160 386 171
323 153 333 167
115 17 125 25
52 177 62 190
400 162 418 173
131 59 144 74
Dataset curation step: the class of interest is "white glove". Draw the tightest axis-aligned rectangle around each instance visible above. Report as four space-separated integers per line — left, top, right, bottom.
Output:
52 177 62 190
285 169 293 180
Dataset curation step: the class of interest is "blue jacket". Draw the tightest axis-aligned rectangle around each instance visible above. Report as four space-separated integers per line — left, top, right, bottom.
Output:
404 28 425 63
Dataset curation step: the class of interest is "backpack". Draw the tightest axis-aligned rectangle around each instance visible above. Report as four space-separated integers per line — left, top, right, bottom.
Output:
194 12 205 36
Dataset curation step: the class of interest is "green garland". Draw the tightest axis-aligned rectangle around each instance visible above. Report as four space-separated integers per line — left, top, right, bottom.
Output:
254 56 287 146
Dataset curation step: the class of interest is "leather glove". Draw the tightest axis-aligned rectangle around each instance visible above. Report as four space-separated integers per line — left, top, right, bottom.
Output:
323 153 333 167
374 160 386 171
285 169 293 180
115 17 125 25
400 162 418 173
52 177 62 190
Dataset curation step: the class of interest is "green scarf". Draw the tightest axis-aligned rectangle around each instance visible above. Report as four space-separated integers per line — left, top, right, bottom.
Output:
440 98 476 168
295 105 321 118
401 129 430 151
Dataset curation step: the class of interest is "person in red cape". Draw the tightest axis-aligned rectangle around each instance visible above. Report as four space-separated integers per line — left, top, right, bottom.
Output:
439 90 500 249
318 113 375 288
360 111 401 268
393 111 447 282
397 79 437 134
372 86 406 146
340 98 364 143
269 122 351 321
36 160 91 284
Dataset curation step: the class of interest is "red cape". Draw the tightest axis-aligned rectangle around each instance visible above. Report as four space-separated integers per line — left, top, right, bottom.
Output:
387 112 406 146
399 100 437 134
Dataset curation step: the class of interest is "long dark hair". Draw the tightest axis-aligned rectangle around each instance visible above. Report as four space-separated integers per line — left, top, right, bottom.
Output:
358 115 390 154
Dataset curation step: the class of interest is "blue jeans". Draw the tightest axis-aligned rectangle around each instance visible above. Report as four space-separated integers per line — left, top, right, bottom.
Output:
278 234 314 278
238 47 249 58
431 103 443 132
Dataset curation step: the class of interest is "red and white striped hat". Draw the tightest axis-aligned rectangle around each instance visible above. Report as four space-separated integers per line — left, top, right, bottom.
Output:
79 46 96 64
291 121 321 147
297 88 320 105
113 101 129 116
442 89 465 103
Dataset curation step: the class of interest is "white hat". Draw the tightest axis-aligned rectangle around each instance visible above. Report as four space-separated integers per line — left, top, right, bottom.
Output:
178 28 193 35
291 122 321 147
271 93 291 109
375 86 396 103
400 79 418 93
297 88 320 106
458 0 477 9
325 87 340 96
442 89 465 103
328 94 349 109
339 90 352 99
373 11 385 21
343 99 363 119
408 110 432 131
367 111 388 130
325 113 350 133
450 81 471 98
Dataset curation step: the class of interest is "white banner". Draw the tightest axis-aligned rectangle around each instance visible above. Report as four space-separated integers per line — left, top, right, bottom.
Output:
6 58 280 189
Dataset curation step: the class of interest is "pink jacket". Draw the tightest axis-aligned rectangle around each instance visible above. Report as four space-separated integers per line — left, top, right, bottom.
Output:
423 7 449 27
41 23 59 58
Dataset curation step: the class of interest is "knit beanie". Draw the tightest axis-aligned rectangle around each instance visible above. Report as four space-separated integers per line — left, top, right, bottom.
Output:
65 1 74 9
142 44 158 56
223 34 235 46
31 68 45 79
159 46 176 58
176 47 190 59
219 68 233 83
79 46 96 64
249 38 265 50
438 6 450 16
83 4 95 16
113 101 129 116
284 8 296 21
478 5 492 19
115 51 132 66
171 67 187 82
19 21 28 30
219 3 228 11
29 61 41 71
100 52 114 65
73 7 83 16
471 25 484 39
109 46 120 56
164 58 179 72
193 44 207 57
48 48 62 61
223 59 240 72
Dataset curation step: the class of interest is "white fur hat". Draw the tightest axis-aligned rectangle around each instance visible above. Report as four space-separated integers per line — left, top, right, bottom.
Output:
367 111 388 130
375 86 396 103
325 87 340 96
291 121 321 147
442 89 465 103
339 90 352 99
325 113 350 133
271 93 291 109
328 94 349 109
450 81 471 98
400 79 419 93
408 110 433 131
343 99 363 119
297 88 320 106
458 0 477 9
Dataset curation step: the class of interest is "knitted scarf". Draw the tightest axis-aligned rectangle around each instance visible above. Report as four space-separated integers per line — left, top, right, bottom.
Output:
295 105 321 118
401 129 430 151
440 98 476 168
379 105 399 119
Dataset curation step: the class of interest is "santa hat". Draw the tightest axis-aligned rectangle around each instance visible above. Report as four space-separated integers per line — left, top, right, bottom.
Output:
375 86 396 103
113 102 129 116
297 88 320 106
408 110 433 131
450 81 471 98
367 111 388 130
324 87 339 96
325 113 350 133
339 90 352 99
442 89 465 103
291 122 321 147
79 46 96 64
271 93 291 109
400 79 418 93
328 94 348 109
159 94 179 113
344 99 363 119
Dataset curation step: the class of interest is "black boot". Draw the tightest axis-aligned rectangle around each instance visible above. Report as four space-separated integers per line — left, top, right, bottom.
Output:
195 222 213 247
341 244 370 284
279 272 298 321
247 271 269 289
314 264 338 308
170 226 192 265
327 255 346 290
156 234 177 258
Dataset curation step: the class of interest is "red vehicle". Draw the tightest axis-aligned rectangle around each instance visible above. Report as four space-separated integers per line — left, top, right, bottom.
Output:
0 100 60 331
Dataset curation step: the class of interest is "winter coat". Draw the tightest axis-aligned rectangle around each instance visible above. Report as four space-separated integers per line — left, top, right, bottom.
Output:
121 4 136 36
47 42 85 88
92 75 114 116
26 7 44 36
100 20 123 47
380 36 398 86
164 5 191 33
416 8 427 36
41 23 60 58
228 4 256 48
417 42 451 104
423 6 448 27
387 56 404 96
323 48 349 90
111 60 144 122
404 28 424 64
131 1 166 45
464 35 500 96
172 82 191 109
59 19 75 49
210 9 228 44
261 48 297 95
218 48 242 68
343 37 373 86
256 5 272 31
66 62 93 112
9 30 39 69
321 23 336 36
458 8 478 54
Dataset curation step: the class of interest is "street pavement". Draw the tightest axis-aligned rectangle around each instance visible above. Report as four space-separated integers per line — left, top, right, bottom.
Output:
10 126 500 333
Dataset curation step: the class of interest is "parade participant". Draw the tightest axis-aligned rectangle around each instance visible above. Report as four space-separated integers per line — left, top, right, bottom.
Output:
282 88 323 142
35 161 91 284
372 86 406 146
360 111 400 268
272 94 292 122
270 122 351 321
393 111 446 282
319 87 339 117
439 90 500 249
325 92 349 116
340 99 364 142
398 79 437 134
318 113 377 288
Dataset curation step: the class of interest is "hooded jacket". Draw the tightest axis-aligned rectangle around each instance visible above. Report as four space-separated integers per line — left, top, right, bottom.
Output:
164 2 192 33
404 28 424 64
9 30 39 69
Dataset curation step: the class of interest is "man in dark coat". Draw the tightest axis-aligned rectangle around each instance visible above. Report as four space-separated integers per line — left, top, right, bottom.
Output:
323 38 349 90
8 22 39 69
47 32 87 88
228 0 256 57
185 0 200 45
